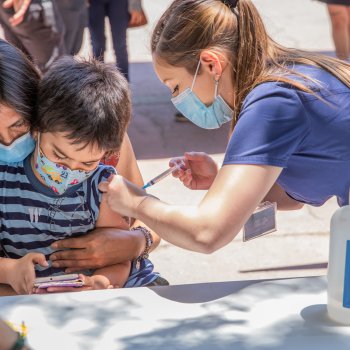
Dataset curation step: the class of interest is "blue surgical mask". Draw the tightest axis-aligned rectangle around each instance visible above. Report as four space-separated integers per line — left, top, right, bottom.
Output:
35 133 97 195
171 60 234 129
0 132 35 163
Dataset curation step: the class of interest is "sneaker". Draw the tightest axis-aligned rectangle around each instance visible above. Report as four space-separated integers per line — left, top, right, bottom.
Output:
175 112 189 122
146 276 170 287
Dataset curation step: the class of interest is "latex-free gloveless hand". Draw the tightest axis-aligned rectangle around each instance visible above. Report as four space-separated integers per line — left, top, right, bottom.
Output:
170 152 219 190
98 174 148 218
7 252 48 294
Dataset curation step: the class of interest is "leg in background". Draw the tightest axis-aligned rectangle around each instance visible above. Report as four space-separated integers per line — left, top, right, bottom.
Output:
107 0 129 81
327 4 350 60
88 0 107 61
55 0 87 56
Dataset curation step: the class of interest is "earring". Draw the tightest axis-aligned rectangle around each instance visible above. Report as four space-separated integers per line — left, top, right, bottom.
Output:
214 75 220 97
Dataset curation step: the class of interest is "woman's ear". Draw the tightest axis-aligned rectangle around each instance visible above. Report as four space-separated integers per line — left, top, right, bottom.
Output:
199 50 227 79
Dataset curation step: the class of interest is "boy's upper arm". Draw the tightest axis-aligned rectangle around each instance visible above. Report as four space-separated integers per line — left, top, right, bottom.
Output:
96 194 130 229
96 134 143 228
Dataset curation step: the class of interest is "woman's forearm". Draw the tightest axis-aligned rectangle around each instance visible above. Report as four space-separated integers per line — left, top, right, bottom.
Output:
100 164 282 254
133 166 282 253
135 197 239 253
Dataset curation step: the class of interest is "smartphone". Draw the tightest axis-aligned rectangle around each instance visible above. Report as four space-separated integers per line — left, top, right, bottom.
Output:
34 274 84 289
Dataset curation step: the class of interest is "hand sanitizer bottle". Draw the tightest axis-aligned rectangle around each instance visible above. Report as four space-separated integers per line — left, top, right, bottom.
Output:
327 200 350 325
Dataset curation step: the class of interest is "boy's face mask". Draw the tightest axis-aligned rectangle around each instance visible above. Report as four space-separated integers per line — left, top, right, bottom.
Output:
171 60 234 129
0 132 35 163
35 133 97 195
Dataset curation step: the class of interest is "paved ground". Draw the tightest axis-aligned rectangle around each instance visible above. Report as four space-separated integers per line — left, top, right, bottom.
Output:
78 0 340 285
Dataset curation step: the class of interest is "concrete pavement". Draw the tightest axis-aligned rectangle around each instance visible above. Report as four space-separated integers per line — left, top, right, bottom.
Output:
81 0 337 285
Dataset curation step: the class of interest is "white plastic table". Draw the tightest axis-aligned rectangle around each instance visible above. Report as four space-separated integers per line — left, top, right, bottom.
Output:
1 276 350 350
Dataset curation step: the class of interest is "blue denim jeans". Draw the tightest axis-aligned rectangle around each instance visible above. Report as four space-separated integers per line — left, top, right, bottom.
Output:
88 0 129 80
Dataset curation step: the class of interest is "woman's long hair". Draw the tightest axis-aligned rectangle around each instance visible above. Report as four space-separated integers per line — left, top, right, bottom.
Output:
151 0 350 132
0 39 40 129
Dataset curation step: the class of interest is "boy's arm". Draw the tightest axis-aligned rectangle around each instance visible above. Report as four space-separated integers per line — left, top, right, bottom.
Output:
91 261 131 289
116 133 160 251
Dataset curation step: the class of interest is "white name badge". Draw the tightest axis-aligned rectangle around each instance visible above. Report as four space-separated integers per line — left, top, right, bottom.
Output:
243 202 277 242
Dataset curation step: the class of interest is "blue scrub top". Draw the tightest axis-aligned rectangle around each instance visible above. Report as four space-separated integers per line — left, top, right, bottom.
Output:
223 64 350 207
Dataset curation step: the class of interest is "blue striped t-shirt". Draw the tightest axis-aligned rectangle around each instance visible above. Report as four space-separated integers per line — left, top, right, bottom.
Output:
0 155 159 287
0 155 115 276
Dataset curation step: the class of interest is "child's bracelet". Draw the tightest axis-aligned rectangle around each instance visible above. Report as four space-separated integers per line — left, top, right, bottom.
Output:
131 226 153 270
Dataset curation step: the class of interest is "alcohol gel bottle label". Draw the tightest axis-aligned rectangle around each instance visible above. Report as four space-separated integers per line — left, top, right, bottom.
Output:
343 240 350 308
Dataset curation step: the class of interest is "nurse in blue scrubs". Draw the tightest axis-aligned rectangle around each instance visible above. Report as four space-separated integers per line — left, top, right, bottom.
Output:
100 0 350 253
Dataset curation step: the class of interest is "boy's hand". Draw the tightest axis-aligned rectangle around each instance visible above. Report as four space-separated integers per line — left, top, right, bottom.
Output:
7 253 48 294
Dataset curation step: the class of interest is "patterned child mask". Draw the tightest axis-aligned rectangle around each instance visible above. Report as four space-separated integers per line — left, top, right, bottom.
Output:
35 133 97 195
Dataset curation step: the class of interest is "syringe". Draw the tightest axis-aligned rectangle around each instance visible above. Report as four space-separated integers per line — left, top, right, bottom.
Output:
142 163 183 189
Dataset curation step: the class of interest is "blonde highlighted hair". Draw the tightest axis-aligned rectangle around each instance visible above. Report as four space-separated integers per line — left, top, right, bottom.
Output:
151 0 350 132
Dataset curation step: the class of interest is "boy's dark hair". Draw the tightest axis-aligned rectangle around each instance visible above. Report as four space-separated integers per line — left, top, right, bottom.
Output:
35 56 131 153
0 39 40 128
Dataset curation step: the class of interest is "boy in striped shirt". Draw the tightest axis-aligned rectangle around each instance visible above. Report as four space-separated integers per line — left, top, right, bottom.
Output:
0 57 161 294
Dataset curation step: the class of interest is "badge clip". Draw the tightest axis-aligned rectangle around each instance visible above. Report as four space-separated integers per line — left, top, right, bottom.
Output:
243 201 277 242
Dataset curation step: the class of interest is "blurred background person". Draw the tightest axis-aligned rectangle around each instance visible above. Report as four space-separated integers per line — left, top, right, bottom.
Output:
317 0 350 60
0 0 88 72
88 0 145 81
55 0 87 56
0 0 64 72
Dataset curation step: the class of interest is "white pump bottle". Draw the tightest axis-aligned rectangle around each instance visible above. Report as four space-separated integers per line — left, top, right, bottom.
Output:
327 202 350 325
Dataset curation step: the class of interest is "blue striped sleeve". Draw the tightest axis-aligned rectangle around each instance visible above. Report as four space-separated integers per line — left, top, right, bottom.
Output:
84 165 116 222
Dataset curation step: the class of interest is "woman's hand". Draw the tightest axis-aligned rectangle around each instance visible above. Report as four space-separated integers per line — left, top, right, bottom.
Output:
50 227 143 272
170 152 219 190
128 10 143 26
7 253 48 295
98 175 148 218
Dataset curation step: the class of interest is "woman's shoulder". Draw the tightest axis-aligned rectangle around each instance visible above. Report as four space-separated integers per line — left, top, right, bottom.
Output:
243 80 304 112
244 63 349 108
237 79 309 136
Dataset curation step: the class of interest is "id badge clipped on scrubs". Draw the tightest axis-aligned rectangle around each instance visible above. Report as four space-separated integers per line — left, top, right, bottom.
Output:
243 202 277 242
